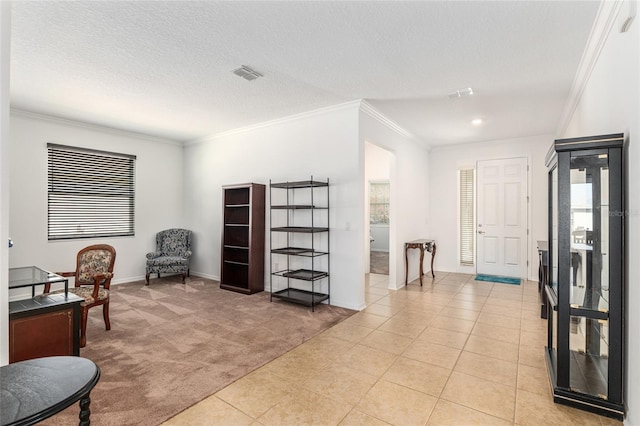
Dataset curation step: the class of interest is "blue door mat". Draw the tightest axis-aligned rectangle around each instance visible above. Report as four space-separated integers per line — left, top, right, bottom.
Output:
475 274 521 285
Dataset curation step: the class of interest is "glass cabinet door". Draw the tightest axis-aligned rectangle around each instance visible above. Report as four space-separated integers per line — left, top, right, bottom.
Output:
548 165 558 361
551 166 558 295
569 153 609 313
568 152 610 398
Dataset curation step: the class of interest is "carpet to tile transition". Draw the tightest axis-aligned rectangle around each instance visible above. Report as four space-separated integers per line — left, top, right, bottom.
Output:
40 277 355 426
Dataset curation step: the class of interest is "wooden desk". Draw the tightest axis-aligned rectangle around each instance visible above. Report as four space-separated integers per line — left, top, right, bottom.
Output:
404 239 436 287
9 266 81 363
0 356 100 425
9 293 82 363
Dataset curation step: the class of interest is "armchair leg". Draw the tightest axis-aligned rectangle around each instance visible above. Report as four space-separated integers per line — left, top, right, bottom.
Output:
103 302 111 330
145 273 150 286
181 273 186 284
80 308 88 348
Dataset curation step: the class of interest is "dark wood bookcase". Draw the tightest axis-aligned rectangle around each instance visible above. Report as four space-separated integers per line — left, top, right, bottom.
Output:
220 183 265 294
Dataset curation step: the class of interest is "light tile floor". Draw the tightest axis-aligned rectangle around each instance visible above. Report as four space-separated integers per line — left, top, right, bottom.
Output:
163 273 623 426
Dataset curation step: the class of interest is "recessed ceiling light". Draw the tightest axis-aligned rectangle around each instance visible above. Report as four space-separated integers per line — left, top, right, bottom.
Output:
232 65 263 81
471 118 483 125
448 87 474 99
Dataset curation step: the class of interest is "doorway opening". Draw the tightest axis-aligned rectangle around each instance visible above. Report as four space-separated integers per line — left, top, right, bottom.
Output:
369 180 390 275
364 141 394 299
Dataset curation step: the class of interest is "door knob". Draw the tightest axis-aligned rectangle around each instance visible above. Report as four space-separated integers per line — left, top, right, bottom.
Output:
478 231 485 234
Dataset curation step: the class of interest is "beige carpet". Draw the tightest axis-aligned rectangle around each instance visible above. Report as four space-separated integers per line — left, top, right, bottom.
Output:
41 276 355 426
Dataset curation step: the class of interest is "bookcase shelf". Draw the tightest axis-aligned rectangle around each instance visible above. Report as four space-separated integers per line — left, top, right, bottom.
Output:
269 177 330 311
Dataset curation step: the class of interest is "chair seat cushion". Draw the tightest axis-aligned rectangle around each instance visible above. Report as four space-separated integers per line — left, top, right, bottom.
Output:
146 256 189 275
147 255 189 266
50 287 109 305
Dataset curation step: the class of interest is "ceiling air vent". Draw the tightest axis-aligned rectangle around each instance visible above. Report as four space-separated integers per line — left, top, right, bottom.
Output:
232 65 263 81
448 87 474 99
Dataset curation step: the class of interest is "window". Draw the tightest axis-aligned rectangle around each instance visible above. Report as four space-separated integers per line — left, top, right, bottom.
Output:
459 168 475 265
48 143 136 240
370 181 390 224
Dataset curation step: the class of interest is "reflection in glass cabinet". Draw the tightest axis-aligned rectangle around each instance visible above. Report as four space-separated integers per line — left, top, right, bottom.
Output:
545 133 624 420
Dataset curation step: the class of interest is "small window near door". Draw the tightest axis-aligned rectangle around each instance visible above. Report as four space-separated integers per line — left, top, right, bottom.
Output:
459 168 475 265
370 182 390 224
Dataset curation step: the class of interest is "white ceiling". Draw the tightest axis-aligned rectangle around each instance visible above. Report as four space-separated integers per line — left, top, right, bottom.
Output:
9 1 600 147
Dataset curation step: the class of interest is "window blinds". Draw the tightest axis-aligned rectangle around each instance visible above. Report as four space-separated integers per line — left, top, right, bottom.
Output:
47 143 136 240
459 168 475 265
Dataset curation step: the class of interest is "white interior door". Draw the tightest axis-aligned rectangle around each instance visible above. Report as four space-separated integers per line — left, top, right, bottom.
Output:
476 158 528 278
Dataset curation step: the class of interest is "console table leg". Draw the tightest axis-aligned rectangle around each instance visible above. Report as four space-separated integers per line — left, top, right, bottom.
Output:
430 243 437 278
419 248 425 286
404 245 409 288
79 393 91 426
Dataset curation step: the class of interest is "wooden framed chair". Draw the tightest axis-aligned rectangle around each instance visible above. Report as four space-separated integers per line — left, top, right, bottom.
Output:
45 244 116 348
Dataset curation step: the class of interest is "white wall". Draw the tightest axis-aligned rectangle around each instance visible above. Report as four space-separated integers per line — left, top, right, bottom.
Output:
370 226 389 252
183 102 364 310
429 135 551 280
360 106 431 290
561 4 639 422
8 112 184 293
0 1 12 366
3 98 430 328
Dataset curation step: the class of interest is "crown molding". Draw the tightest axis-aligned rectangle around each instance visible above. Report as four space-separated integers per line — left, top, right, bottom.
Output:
358 100 414 139
10 108 183 146
185 99 420 146
556 0 625 136
429 132 554 153
185 100 362 146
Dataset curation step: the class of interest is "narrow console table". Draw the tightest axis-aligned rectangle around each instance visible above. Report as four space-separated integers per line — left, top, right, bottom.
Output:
537 240 549 319
404 239 436 287
0 356 100 425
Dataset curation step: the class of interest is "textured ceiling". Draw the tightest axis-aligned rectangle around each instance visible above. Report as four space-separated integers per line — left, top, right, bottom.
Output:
10 1 600 146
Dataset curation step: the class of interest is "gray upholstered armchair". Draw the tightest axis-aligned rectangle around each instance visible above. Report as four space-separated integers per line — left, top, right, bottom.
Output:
145 228 192 285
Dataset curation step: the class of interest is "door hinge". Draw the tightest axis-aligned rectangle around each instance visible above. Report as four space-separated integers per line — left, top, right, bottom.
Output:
527 260 529 266
527 195 530 202
527 229 529 235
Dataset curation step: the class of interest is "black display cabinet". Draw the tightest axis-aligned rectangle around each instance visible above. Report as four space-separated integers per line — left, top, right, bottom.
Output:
544 133 625 419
